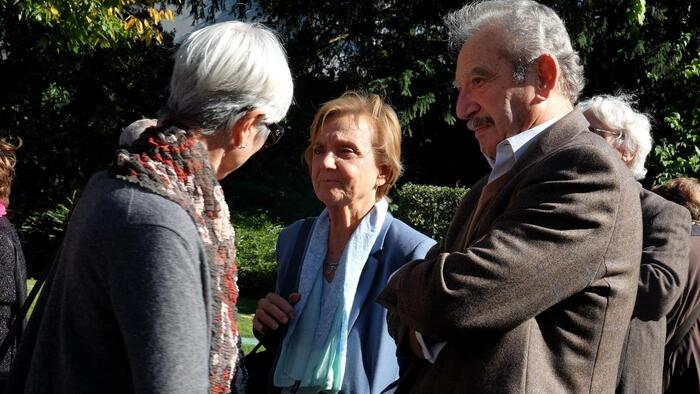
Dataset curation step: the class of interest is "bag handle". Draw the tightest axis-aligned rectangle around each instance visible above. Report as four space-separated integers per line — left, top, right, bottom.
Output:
0 255 53 361
666 302 700 357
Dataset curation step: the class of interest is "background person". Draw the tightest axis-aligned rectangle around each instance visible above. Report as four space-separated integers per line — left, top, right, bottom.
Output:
7 21 293 394
378 1 643 392
0 139 26 380
253 92 435 394
119 118 157 147
653 178 700 393
579 94 691 394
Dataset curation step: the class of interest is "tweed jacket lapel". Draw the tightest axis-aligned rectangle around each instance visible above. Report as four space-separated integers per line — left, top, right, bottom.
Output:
463 171 515 247
460 110 591 246
443 176 487 253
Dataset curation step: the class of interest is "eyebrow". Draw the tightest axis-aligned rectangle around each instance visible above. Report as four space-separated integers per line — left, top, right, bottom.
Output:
471 66 495 78
454 66 497 88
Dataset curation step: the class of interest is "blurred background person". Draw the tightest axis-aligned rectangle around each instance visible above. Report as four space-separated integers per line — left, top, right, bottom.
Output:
0 138 26 382
653 177 700 393
253 92 435 394
119 118 157 147
579 95 691 394
7 21 293 394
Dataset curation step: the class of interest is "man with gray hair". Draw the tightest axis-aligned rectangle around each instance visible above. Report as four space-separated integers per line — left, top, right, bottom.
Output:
378 1 642 392
579 95 691 393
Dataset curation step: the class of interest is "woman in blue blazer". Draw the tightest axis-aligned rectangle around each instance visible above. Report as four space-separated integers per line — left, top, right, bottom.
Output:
252 92 435 394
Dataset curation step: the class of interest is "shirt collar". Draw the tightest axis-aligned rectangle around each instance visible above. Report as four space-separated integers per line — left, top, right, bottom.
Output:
485 115 564 182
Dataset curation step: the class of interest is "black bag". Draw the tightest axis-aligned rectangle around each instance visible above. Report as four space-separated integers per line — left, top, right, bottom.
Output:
242 342 277 393
241 218 314 393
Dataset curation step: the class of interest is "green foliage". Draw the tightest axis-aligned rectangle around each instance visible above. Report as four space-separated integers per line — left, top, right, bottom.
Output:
234 211 283 299
4 0 176 54
393 182 467 241
629 0 646 26
654 112 700 182
40 82 72 112
16 192 76 276
563 0 700 183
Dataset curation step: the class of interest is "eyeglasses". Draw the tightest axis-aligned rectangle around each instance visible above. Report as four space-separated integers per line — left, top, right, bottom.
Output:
264 123 285 148
589 126 624 142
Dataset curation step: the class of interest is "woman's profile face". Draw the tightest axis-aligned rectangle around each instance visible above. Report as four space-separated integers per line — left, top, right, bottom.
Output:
310 113 386 211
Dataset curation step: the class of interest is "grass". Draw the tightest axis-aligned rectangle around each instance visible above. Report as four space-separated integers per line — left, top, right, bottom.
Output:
238 296 259 354
27 278 39 316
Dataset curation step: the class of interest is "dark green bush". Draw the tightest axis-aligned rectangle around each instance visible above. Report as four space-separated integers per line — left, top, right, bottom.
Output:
393 182 468 241
16 192 76 277
234 211 284 299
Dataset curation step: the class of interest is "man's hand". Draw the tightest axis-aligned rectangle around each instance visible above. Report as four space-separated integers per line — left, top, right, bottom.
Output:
253 292 300 333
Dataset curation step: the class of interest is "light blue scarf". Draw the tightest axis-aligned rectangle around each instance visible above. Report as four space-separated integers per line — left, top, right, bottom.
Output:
273 199 389 393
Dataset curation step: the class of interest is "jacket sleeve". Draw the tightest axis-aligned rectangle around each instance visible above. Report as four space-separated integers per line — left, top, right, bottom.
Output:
378 146 642 342
634 191 691 320
108 223 210 394
387 236 437 362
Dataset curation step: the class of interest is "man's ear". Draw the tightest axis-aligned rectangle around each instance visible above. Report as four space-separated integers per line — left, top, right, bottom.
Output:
534 54 559 99
621 150 636 166
231 109 265 147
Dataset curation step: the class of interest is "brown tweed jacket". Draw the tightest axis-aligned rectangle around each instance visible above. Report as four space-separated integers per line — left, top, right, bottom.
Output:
378 110 643 393
616 188 691 394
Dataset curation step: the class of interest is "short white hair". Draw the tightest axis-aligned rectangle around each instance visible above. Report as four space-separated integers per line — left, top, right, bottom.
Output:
164 21 294 136
119 118 156 146
578 94 653 180
445 0 585 103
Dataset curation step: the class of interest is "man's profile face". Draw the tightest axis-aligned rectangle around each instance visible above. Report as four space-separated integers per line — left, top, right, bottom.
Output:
454 27 536 158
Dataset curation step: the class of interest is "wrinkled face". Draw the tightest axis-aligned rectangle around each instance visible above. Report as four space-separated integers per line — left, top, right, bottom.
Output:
454 28 536 158
310 113 386 211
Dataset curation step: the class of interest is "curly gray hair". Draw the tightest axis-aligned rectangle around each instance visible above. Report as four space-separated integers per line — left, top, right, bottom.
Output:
578 94 653 180
445 0 585 103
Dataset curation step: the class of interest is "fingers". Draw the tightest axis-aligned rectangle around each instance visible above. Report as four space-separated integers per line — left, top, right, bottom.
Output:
288 292 301 305
253 293 296 333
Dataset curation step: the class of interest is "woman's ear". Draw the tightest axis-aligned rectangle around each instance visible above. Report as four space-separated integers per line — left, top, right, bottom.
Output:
534 53 559 99
376 165 390 188
231 109 265 148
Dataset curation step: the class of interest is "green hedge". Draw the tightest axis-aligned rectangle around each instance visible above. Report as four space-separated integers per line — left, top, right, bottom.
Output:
392 182 468 241
234 211 283 299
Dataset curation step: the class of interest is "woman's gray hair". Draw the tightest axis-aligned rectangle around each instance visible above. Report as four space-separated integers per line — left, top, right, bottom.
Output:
445 0 585 103
578 94 653 180
164 21 294 136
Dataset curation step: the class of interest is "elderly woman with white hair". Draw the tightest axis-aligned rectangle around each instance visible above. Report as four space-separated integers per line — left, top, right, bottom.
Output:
6 21 293 394
579 95 691 394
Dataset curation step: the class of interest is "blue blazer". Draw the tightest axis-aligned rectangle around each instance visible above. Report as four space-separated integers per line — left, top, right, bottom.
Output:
273 213 435 394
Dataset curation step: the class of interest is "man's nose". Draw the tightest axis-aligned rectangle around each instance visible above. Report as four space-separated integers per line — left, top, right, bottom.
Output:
456 89 479 120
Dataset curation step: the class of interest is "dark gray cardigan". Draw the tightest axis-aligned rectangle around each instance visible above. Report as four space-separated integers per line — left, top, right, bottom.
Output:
7 172 212 393
0 215 27 373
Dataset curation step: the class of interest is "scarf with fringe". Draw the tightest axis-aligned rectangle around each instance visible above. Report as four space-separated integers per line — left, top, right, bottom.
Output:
110 126 243 394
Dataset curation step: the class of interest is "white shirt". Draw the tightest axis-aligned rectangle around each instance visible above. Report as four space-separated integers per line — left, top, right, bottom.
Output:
415 115 564 363
486 116 562 183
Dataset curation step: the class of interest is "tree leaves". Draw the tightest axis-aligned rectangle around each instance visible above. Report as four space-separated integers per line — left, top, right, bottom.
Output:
7 0 175 54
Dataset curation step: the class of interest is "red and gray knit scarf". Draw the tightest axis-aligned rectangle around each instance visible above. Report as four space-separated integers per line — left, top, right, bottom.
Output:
111 126 243 394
